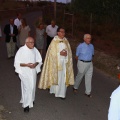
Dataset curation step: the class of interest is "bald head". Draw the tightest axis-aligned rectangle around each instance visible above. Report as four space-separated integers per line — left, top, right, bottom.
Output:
25 37 34 42
25 37 35 49
83 34 92 44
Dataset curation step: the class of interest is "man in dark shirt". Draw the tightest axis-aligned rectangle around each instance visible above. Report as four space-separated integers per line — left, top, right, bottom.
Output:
4 18 18 58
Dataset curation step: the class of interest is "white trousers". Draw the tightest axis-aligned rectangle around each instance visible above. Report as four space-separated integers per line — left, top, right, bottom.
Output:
50 59 67 98
74 60 93 95
19 73 37 108
6 38 16 58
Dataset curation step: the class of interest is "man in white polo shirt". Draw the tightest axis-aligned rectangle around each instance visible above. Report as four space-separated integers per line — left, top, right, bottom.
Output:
46 20 58 50
14 13 22 29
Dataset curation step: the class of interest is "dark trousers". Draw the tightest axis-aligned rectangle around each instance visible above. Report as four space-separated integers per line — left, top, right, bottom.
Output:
46 35 53 51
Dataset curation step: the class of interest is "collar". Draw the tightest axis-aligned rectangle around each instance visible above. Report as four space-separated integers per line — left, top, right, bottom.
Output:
54 35 66 41
84 42 90 45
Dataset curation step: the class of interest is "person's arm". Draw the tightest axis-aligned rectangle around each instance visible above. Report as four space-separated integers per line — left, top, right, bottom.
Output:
20 63 29 67
20 62 39 68
30 62 39 68
13 25 18 36
33 62 39 67
75 56 78 61
75 44 80 61
46 26 48 34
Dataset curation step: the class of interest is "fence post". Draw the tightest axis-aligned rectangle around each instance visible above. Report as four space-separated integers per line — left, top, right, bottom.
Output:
63 11 74 37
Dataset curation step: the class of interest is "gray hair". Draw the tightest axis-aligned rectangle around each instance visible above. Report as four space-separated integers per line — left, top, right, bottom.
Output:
84 34 91 39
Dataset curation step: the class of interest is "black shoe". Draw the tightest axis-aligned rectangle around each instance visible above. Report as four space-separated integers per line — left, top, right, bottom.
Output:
24 106 29 113
85 93 92 98
60 97 66 100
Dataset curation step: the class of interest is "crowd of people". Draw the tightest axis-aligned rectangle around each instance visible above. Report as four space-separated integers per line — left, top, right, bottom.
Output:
1 12 119 120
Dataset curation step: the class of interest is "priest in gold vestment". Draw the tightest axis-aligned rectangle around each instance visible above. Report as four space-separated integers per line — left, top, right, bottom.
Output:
38 27 74 99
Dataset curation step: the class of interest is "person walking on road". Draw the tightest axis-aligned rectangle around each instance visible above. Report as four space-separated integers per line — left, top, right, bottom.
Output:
35 23 45 55
38 27 74 99
14 37 42 112
73 34 94 97
18 18 31 46
4 18 18 59
46 20 58 50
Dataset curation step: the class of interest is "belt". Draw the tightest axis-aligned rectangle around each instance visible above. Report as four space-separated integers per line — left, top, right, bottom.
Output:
80 60 91 63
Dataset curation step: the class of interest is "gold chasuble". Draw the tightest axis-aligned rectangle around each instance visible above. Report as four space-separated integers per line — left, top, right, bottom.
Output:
38 36 74 89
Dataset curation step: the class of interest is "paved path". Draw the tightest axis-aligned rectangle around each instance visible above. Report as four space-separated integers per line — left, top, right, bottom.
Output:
0 11 119 120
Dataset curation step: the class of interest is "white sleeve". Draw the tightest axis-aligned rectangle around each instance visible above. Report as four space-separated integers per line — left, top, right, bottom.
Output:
46 26 48 34
35 49 42 73
108 95 119 120
14 49 22 74
14 19 18 27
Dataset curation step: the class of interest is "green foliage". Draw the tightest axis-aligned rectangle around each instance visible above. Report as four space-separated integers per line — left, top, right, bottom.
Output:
69 0 120 18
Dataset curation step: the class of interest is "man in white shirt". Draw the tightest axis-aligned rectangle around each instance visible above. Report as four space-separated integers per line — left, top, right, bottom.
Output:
46 20 58 50
14 13 22 29
14 13 22 48
14 37 42 112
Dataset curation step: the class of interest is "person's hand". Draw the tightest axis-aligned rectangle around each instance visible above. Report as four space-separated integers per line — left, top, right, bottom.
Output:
60 49 67 56
27 63 38 69
27 63 35 68
75 56 78 61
